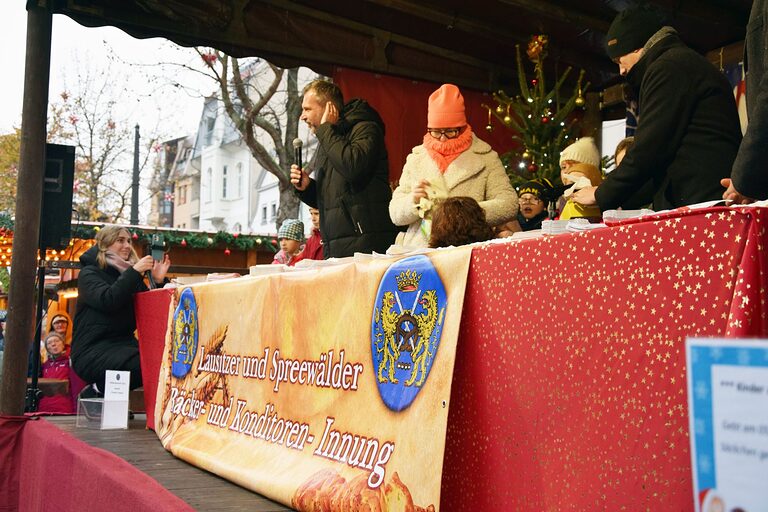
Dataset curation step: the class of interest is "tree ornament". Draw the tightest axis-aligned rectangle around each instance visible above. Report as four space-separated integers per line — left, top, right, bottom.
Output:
271 238 278 246
256 238 262 244
575 95 585 107
503 115 512 125
527 163 538 173
132 232 139 240
207 237 214 245
541 116 550 124
233 233 239 238
485 124 494 132
522 150 531 159
531 79 538 86
181 238 187 247
224 248 231 256
495 105 504 114
526 34 549 63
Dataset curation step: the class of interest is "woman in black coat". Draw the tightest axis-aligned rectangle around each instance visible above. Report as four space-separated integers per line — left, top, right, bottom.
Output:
72 226 170 392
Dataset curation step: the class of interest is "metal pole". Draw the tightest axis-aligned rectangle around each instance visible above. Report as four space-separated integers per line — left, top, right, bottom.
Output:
130 123 140 224
0 5 52 415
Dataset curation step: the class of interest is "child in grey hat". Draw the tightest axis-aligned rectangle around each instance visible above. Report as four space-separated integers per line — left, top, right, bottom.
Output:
272 219 305 266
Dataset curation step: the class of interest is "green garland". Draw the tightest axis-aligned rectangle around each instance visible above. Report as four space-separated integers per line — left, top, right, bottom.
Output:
0 213 12 232
0 215 279 253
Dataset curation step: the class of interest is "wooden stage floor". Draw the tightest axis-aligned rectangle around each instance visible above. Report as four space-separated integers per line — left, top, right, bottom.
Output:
45 416 291 511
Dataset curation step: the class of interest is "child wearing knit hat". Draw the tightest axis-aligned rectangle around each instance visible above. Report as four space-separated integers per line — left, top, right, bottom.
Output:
272 219 305 266
389 84 518 247
517 178 555 231
559 137 601 179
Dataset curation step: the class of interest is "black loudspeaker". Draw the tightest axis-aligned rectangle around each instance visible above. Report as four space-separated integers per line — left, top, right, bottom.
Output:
40 143 75 250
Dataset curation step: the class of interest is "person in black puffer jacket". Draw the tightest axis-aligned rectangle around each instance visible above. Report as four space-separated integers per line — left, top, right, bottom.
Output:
72 226 170 392
291 79 398 258
572 6 742 211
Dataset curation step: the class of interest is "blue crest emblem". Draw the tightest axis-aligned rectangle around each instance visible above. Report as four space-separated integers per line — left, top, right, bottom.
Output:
171 288 199 378
371 255 447 411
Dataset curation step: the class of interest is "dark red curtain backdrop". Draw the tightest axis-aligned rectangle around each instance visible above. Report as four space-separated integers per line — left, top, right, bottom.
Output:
332 67 517 183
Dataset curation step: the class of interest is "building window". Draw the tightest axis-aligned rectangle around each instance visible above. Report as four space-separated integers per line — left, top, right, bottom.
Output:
222 165 228 199
261 206 267 224
178 186 186 205
236 163 243 198
270 202 277 222
204 117 215 146
206 168 212 202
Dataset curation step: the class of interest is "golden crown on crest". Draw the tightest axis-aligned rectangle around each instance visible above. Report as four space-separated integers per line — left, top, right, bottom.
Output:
396 269 422 292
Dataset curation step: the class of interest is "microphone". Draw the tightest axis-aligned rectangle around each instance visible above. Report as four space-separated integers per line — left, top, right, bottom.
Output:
292 138 303 171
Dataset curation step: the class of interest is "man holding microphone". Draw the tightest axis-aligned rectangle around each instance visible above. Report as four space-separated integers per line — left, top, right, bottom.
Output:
290 80 397 258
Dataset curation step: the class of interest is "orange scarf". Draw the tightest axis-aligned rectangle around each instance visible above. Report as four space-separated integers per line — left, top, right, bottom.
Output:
423 125 473 174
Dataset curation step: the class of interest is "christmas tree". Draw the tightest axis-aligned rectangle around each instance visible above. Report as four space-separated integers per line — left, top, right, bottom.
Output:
485 35 588 187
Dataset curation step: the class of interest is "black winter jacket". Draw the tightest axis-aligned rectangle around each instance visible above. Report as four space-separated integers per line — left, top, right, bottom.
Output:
731 0 768 198
71 245 148 381
299 99 398 257
596 33 742 211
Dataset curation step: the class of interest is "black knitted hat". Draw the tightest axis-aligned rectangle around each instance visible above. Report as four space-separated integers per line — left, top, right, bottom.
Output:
605 6 663 60
518 178 556 204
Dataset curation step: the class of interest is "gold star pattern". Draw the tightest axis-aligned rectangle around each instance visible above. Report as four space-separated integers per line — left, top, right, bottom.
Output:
441 207 767 509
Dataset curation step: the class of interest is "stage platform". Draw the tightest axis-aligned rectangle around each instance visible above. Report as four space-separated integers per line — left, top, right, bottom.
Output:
44 416 290 511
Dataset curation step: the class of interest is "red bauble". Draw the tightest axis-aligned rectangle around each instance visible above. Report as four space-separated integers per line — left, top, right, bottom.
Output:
271 238 278 245
527 163 538 172
180 239 187 247
233 233 239 238
541 116 550 124
531 79 538 86
132 233 138 240
224 248 231 256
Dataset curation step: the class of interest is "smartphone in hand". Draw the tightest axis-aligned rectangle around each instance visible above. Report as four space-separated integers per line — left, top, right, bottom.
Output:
151 234 166 262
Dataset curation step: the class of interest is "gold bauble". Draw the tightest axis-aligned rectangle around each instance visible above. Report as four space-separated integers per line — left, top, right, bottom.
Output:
522 151 531 159
495 105 504 114
575 96 585 107
503 115 512 125
485 124 494 133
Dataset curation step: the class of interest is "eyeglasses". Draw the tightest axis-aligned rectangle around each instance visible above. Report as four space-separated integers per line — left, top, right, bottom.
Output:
519 197 543 205
428 128 462 139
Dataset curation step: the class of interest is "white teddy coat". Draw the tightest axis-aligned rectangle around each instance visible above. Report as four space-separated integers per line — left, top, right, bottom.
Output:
389 135 518 247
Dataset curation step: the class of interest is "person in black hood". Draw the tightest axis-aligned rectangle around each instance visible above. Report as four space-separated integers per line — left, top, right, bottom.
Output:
291 80 398 257
572 6 741 212
72 226 170 392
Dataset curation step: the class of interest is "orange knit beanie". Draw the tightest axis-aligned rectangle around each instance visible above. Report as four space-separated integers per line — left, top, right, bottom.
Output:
428 84 467 128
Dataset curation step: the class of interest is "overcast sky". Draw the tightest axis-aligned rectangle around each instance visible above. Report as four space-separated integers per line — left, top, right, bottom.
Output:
2 3 209 137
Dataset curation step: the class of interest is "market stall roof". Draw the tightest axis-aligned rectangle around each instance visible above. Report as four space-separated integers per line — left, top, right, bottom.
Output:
39 0 752 91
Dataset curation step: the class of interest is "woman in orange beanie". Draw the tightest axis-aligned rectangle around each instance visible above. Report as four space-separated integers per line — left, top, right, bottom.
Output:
389 84 518 247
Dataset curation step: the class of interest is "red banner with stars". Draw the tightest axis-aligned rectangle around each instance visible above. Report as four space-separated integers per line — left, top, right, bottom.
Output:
440 207 768 510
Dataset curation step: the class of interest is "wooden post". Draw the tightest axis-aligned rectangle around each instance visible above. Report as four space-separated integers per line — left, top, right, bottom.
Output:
0 5 52 415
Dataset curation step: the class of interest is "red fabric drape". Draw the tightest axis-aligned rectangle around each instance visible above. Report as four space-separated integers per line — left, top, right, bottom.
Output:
0 416 192 512
134 288 175 431
332 67 517 184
